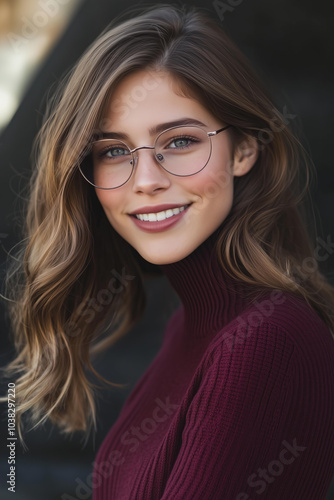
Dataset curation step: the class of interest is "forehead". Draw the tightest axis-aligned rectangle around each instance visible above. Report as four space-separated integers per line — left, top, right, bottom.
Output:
102 69 214 133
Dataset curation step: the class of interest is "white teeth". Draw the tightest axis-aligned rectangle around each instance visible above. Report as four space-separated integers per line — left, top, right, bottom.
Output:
156 212 165 221
135 205 189 221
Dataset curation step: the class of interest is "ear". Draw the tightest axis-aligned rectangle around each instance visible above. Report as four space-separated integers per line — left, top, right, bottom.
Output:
232 135 258 177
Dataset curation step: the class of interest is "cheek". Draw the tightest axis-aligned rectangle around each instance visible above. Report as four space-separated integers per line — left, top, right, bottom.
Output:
95 190 122 222
190 159 234 206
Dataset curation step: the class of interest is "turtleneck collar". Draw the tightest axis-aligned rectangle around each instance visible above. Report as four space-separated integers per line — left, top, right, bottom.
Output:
159 224 260 339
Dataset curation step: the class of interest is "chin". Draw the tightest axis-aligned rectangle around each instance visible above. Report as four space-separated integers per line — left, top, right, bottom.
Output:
138 254 178 266
137 246 195 266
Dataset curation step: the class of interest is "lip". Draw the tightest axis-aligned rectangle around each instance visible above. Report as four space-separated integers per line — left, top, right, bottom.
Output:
129 203 190 215
129 203 192 233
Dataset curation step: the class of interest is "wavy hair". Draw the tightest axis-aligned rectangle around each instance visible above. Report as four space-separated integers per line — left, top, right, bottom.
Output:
2 4 334 443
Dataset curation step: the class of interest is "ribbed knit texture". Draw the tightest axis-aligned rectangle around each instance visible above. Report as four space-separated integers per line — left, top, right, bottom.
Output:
92 227 334 499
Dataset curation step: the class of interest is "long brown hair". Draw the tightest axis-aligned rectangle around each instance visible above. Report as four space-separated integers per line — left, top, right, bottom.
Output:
2 4 334 444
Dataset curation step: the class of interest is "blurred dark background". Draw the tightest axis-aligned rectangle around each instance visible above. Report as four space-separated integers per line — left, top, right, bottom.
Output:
0 0 333 498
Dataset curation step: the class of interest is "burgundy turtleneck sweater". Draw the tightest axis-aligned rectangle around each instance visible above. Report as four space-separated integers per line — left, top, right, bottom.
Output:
92 228 334 500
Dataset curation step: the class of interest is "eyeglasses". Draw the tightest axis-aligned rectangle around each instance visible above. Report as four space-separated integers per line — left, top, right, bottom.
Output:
78 124 231 189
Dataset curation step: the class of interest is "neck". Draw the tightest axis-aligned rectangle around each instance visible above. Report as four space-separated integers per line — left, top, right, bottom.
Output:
159 226 258 339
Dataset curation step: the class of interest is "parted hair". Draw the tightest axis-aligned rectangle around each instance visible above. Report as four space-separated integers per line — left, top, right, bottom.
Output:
2 4 334 444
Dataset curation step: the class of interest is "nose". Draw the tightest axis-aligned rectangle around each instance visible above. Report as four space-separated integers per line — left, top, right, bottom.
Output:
131 148 171 194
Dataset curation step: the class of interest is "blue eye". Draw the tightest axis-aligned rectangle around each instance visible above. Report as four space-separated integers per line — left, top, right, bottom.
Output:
95 145 132 160
169 137 193 148
106 147 128 157
166 135 200 150
171 138 190 148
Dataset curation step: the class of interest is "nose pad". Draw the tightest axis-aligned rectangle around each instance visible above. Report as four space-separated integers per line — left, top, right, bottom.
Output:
132 149 164 170
130 147 171 192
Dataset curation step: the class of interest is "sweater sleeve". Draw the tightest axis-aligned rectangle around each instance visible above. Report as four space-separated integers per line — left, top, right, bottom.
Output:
159 321 333 500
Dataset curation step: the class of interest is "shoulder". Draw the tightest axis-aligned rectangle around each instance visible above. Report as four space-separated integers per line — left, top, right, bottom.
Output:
206 290 334 380
218 289 333 348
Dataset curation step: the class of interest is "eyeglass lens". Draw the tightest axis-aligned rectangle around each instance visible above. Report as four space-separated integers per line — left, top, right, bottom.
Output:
79 126 211 189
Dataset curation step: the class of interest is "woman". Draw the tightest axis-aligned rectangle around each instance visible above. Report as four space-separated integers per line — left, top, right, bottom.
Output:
3 4 334 499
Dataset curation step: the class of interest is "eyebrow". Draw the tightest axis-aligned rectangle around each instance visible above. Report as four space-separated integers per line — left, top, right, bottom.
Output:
97 118 208 141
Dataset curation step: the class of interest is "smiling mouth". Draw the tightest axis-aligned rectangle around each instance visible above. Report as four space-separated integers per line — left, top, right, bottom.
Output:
131 204 192 222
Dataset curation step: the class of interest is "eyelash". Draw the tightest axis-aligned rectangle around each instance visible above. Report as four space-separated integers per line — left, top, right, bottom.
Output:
166 135 199 148
94 134 200 159
96 146 128 159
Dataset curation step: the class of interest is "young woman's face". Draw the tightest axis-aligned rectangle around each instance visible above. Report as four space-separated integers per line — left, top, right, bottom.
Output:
95 70 256 265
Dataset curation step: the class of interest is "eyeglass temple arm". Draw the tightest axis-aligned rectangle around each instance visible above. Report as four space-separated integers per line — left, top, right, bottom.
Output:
207 125 231 137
